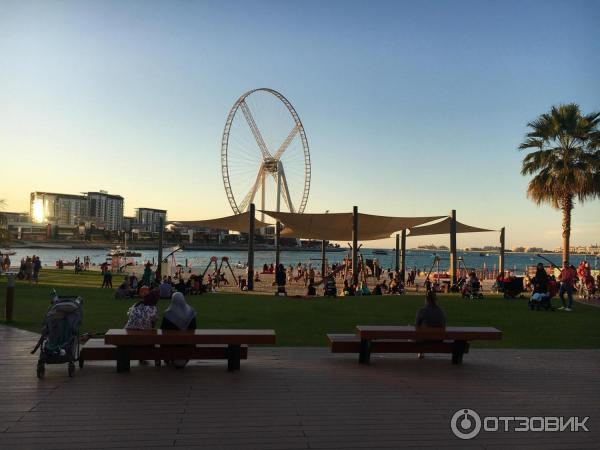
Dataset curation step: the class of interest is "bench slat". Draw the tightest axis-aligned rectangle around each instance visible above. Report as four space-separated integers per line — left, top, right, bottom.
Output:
105 329 276 346
356 326 502 341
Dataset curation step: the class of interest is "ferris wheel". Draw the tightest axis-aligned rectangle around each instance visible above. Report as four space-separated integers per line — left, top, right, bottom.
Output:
221 88 311 219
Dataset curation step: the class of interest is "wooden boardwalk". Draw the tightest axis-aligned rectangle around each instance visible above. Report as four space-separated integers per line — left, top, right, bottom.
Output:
1 325 598 449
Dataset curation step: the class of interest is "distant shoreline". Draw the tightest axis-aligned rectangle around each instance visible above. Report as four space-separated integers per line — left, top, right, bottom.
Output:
4 241 597 257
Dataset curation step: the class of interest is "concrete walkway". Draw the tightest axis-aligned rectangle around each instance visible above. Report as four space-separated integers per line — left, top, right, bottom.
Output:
0 325 598 449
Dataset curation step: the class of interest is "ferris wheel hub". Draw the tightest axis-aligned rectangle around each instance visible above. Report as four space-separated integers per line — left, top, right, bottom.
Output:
263 158 279 173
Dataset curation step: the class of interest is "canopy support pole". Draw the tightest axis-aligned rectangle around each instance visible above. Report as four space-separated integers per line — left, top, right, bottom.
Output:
321 240 327 278
247 204 255 291
157 217 164 280
395 234 400 272
499 226 505 278
352 206 358 286
400 229 406 282
260 172 266 224
275 169 282 268
450 209 457 286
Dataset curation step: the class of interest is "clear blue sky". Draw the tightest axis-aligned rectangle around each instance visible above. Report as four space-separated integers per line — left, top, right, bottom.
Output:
1 0 599 249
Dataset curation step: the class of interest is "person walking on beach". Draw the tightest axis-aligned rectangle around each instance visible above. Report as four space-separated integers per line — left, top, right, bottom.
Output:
142 262 153 286
275 264 287 295
558 264 577 311
25 257 33 282
102 268 113 288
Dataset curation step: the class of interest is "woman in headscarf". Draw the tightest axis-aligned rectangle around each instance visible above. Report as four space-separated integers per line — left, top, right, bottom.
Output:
161 292 197 368
125 287 159 330
161 292 197 331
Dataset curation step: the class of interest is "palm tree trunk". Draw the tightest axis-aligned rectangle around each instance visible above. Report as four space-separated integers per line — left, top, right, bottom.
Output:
561 195 573 266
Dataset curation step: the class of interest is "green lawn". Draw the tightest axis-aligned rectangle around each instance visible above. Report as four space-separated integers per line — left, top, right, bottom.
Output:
1 271 599 348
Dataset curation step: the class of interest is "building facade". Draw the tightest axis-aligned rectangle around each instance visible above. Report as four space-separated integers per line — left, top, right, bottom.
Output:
87 191 124 231
135 208 167 232
30 192 88 226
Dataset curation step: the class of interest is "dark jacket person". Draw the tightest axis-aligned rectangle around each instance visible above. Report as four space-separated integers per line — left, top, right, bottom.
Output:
415 291 446 328
532 263 549 294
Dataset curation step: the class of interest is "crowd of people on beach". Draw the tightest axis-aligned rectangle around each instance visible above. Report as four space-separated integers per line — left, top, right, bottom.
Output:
7 255 43 283
501 260 599 311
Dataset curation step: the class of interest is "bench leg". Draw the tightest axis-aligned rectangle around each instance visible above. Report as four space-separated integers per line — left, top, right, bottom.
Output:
359 339 371 365
452 340 467 365
116 346 131 373
227 344 241 372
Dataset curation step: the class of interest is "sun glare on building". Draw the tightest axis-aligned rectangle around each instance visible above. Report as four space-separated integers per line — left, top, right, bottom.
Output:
32 199 45 223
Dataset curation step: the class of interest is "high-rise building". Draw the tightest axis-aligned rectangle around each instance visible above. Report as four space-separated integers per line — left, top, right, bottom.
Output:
30 192 88 225
87 191 124 231
135 208 167 232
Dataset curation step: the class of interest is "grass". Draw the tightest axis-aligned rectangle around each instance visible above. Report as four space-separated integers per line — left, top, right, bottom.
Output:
1 270 599 348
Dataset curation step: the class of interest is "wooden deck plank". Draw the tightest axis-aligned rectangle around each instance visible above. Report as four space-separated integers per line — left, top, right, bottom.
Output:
0 325 598 450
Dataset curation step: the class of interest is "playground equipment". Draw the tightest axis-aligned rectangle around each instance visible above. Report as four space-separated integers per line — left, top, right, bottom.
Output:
201 256 239 287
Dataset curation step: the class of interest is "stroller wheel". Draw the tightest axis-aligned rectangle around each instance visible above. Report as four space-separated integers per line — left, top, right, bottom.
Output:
68 362 75 377
37 361 45 379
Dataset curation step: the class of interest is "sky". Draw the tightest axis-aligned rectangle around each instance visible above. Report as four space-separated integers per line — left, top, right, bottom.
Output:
1 0 599 249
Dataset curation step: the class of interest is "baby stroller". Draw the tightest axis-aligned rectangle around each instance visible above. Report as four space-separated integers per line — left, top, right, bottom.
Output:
501 277 525 299
528 292 553 311
323 277 337 297
32 290 83 378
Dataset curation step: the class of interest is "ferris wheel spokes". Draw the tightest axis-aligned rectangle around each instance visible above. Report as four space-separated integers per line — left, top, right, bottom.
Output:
239 100 271 160
239 164 265 213
273 125 299 160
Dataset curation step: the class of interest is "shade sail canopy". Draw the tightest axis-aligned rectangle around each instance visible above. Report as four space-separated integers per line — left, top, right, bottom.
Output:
176 212 271 234
262 210 444 241
408 217 494 237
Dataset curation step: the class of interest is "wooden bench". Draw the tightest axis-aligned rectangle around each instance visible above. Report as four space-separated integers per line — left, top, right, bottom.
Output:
80 329 276 373
327 326 502 365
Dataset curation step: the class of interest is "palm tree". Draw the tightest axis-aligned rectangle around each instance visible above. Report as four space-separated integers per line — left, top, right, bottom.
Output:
519 104 600 266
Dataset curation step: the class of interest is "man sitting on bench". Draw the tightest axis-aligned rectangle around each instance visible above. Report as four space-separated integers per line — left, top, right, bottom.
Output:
415 291 446 359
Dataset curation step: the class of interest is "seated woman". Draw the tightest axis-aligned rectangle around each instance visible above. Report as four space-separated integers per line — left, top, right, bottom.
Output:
115 278 130 299
306 281 317 296
125 287 159 365
160 292 197 368
415 290 447 359
161 292 196 330
159 279 173 299
125 288 159 329
129 274 139 292
416 290 446 328
359 281 371 296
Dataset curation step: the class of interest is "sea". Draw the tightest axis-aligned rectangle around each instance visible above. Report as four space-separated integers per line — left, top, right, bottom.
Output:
3 247 599 274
